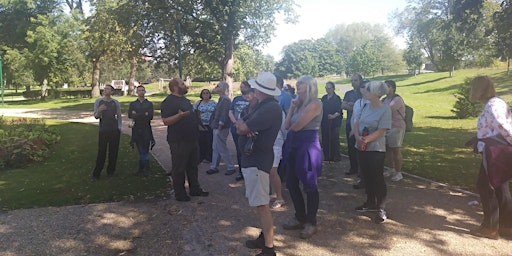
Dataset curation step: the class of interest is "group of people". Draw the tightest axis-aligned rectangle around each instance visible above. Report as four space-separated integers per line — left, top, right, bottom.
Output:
90 73 512 256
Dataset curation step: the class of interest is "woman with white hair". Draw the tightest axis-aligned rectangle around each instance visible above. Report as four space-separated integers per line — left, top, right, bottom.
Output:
282 75 323 239
353 81 392 223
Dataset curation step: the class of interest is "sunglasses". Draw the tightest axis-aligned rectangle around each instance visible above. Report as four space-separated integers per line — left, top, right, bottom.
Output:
242 89 254 95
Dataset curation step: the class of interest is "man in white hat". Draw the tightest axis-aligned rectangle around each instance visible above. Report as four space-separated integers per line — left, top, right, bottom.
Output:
235 72 282 256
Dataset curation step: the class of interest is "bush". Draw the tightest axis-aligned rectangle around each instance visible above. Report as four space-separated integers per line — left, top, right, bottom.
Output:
451 78 483 118
0 117 61 170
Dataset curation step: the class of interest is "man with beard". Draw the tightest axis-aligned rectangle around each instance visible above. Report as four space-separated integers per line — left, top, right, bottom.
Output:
161 78 209 202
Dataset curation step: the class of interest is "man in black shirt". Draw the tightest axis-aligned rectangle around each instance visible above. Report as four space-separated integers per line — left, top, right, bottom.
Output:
161 78 209 202
92 85 122 180
236 72 282 256
128 85 155 176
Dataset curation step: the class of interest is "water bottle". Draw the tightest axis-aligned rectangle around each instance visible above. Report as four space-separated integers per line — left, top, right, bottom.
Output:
361 127 369 151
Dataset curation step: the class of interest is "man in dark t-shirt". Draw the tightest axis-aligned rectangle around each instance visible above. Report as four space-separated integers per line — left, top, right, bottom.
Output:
161 78 209 202
236 72 282 256
92 84 122 180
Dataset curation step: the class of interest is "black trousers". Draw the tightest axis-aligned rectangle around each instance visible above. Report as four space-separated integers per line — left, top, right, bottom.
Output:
321 124 340 161
230 125 242 172
92 129 120 178
346 123 358 172
477 164 512 230
198 125 213 162
358 151 387 208
169 140 202 198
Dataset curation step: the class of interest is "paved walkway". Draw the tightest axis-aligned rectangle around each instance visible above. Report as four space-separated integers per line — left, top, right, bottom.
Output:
0 108 510 255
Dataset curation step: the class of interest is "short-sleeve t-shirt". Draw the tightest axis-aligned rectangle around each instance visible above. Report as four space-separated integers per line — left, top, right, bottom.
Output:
230 95 250 121
357 104 392 152
238 98 282 173
343 89 362 126
160 94 199 143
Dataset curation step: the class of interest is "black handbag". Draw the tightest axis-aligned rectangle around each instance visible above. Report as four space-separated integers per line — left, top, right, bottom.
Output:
243 135 256 155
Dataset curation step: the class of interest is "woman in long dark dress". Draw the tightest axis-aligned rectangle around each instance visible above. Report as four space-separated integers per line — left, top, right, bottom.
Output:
320 81 342 161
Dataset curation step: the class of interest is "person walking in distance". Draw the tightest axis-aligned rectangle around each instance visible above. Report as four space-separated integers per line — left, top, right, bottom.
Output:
161 78 209 202
236 72 282 256
91 84 122 181
128 85 155 177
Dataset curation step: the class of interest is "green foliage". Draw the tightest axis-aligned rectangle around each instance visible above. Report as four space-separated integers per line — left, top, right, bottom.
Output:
0 121 169 210
452 78 484 118
0 117 61 170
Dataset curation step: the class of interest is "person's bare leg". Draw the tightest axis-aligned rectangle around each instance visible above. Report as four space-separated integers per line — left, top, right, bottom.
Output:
270 166 283 200
257 204 274 248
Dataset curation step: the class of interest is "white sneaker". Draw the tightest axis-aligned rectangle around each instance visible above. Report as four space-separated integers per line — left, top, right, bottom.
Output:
391 172 403 181
383 168 395 178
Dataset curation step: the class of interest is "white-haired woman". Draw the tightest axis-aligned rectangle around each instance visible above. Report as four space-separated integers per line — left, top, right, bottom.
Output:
353 81 392 223
282 75 323 239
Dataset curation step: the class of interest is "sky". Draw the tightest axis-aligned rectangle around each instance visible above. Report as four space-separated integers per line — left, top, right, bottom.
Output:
261 0 408 60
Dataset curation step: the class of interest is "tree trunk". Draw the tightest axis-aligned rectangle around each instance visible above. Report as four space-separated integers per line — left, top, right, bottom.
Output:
128 56 138 95
507 57 510 76
91 60 101 98
222 38 235 99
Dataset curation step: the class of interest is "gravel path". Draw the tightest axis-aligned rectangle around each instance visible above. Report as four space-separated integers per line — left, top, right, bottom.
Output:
0 108 510 256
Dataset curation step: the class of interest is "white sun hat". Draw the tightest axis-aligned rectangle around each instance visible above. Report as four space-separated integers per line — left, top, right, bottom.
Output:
248 72 281 96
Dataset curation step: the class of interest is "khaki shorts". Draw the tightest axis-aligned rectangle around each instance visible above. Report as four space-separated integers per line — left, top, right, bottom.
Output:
386 128 405 148
242 167 270 207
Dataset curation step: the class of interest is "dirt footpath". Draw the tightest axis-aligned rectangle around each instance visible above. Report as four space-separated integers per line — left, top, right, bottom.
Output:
0 108 510 256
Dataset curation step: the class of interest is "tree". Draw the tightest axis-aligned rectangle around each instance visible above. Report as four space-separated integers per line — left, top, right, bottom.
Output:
492 0 512 75
391 0 496 75
403 37 425 75
232 43 274 82
83 0 130 97
275 39 318 79
346 40 381 77
148 0 296 97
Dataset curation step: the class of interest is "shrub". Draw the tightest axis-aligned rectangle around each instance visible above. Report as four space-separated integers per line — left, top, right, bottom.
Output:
0 117 61 170
451 78 483 118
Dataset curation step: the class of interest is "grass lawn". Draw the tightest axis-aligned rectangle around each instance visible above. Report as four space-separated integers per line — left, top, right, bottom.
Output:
0 119 169 210
1 68 511 204
332 68 512 191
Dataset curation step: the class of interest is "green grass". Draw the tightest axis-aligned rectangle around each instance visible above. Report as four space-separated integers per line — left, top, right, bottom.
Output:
0 120 169 210
332 69 512 191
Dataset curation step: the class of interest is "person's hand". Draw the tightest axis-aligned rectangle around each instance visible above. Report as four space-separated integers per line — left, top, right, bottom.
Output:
328 114 335 119
98 104 107 112
178 109 190 117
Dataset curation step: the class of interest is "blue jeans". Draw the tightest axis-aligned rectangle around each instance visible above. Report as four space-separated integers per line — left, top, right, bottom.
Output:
210 128 234 170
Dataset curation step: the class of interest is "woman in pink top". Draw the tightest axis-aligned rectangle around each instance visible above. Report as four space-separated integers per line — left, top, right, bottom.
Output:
469 76 512 240
382 80 406 181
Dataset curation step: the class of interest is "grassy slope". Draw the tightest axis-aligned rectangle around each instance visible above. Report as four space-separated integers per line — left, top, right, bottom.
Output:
333 69 511 191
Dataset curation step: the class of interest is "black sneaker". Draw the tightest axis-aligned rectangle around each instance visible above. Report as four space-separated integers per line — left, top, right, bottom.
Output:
353 182 365 189
175 195 191 202
245 232 265 249
225 169 236 175
345 169 357 175
235 173 244 181
374 209 387 223
256 247 276 256
355 203 378 212
190 190 209 197
206 169 219 175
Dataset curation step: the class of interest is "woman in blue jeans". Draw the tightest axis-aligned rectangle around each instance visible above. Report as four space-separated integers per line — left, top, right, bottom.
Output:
282 75 323 239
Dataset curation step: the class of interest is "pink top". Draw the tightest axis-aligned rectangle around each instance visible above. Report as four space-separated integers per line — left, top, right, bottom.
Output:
477 97 512 152
382 95 406 129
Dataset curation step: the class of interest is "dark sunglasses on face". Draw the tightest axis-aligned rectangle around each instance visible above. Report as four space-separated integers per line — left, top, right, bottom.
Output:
242 89 254 95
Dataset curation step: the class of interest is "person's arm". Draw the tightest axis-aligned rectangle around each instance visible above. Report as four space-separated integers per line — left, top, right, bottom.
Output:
284 98 299 130
115 100 122 130
162 110 190 126
148 102 154 120
328 96 342 119
288 100 322 132
218 98 230 129
491 99 512 144
93 99 103 119
229 110 236 123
